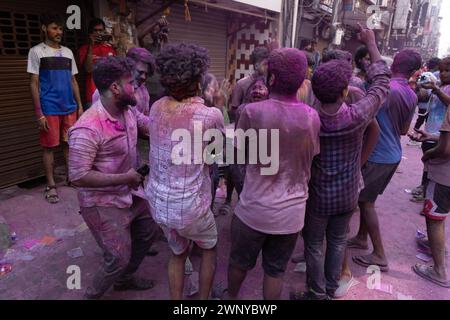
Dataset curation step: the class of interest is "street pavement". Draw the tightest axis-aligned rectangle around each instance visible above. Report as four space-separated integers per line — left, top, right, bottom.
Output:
0 135 449 300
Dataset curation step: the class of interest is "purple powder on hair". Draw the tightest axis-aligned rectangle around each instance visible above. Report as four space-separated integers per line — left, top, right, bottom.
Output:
268 48 307 95
391 49 422 77
312 60 352 104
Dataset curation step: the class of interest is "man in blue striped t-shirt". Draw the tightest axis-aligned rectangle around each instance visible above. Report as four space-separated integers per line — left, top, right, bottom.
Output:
27 12 83 204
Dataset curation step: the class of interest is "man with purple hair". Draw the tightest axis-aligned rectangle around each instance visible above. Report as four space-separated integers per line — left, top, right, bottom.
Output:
290 25 391 300
349 49 422 272
215 48 321 300
68 56 160 299
292 48 381 298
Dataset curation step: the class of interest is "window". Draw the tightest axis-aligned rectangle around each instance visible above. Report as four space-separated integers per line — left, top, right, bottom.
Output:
0 10 82 56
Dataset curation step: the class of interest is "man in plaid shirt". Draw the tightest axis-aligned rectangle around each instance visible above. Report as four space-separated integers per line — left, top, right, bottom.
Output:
291 25 391 300
145 44 225 300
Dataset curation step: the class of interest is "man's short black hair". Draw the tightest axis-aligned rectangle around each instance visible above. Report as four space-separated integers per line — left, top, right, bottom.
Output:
156 43 210 101
354 45 369 70
88 18 106 34
427 57 441 71
93 56 135 93
40 12 64 27
250 46 270 65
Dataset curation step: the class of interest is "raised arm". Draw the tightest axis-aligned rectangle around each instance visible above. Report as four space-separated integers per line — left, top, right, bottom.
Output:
353 25 391 121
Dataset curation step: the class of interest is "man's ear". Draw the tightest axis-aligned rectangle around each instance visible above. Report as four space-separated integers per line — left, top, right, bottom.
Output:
268 73 276 87
110 82 120 96
41 25 47 33
342 87 349 99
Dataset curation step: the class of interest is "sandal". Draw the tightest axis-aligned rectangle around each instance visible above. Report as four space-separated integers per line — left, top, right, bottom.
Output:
211 282 228 300
44 185 59 204
412 264 450 288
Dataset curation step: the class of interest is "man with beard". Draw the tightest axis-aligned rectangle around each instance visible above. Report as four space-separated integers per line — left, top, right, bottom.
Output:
28 12 83 204
68 56 159 299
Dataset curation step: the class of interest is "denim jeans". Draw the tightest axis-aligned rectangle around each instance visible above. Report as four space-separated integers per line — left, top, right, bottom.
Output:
81 196 160 297
303 208 353 298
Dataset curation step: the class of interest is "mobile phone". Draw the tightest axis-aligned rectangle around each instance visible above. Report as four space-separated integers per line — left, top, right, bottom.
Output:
137 164 149 177
98 34 112 42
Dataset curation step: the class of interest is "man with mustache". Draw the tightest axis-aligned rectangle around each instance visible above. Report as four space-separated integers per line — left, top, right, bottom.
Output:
68 56 159 299
28 12 83 204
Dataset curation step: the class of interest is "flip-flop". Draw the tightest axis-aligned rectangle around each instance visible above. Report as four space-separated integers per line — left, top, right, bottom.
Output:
352 255 389 272
44 185 59 204
412 264 450 288
334 277 360 299
211 282 228 300
347 238 369 250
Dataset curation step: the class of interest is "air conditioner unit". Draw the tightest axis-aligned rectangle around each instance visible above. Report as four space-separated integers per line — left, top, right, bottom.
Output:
379 0 389 7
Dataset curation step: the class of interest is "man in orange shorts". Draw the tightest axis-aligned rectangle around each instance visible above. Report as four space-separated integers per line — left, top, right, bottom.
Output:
27 12 83 203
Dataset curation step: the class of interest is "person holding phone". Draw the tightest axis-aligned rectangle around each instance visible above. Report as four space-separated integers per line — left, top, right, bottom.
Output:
68 56 159 299
79 18 116 110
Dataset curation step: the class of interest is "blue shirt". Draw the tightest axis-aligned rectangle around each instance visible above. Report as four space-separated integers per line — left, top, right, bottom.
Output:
369 78 418 164
27 43 78 115
424 85 450 136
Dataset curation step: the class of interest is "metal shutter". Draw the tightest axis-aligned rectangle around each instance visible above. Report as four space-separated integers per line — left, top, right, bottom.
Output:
138 1 228 82
0 0 89 188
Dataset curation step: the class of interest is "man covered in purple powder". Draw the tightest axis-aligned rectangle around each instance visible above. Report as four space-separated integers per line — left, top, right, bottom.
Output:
68 56 160 299
290 25 391 300
214 48 321 300
349 49 422 272
145 44 225 300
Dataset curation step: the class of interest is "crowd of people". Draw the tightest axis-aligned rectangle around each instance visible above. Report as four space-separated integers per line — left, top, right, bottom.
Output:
28 12 450 300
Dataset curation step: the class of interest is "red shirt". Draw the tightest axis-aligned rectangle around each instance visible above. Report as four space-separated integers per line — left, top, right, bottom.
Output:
79 43 116 103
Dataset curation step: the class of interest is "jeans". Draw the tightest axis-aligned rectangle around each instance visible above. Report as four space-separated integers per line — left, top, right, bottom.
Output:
81 196 160 297
303 209 353 298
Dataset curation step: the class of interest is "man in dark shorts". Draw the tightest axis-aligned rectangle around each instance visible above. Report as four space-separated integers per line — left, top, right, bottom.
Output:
218 46 271 216
349 49 422 271
214 48 320 300
290 26 390 300
409 63 450 288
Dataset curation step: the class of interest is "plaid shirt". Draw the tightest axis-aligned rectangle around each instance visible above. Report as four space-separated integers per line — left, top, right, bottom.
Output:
145 96 225 229
308 61 391 215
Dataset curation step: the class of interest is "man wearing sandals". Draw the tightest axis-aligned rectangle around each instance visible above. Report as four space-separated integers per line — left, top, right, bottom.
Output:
348 49 422 272
409 59 450 288
68 57 159 299
28 12 83 204
290 26 391 300
216 48 320 300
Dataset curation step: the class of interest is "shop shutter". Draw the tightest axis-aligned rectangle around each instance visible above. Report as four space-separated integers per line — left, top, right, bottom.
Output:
137 1 228 82
0 0 89 188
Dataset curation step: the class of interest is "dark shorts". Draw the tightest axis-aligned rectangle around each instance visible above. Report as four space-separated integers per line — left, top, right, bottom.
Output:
423 181 450 221
358 161 399 203
229 215 299 278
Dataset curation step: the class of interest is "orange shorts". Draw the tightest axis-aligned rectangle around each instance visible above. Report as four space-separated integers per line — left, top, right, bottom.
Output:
40 112 77 148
